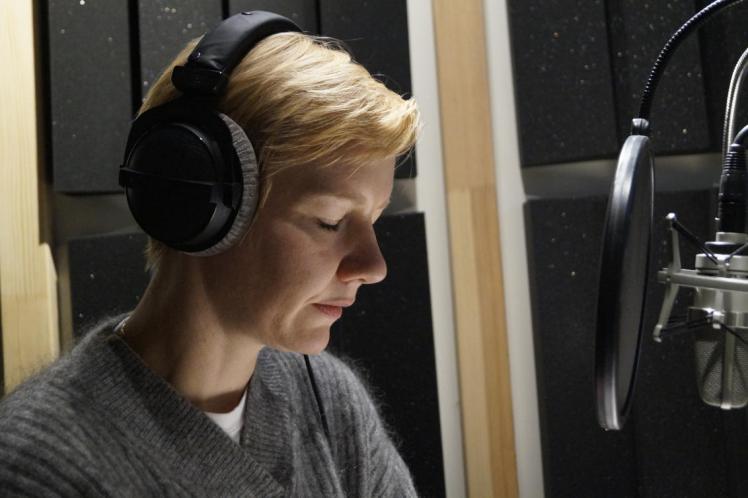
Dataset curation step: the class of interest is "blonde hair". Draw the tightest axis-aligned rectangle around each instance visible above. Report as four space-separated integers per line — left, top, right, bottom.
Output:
139 31 421 273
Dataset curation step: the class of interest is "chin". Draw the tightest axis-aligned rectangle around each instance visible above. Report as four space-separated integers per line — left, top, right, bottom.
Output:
297 332 330 356
272 327 330 356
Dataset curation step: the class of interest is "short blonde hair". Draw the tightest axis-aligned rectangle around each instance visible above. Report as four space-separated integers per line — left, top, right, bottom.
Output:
138 31 421 273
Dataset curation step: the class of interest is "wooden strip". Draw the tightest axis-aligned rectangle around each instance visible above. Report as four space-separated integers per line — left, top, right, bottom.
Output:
0 1 59 393
432 0 519 496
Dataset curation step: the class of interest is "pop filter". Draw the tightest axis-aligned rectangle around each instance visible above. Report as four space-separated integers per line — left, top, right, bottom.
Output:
595 131 653 431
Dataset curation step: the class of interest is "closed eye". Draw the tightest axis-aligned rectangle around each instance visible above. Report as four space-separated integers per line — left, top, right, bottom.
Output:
318 220 340 232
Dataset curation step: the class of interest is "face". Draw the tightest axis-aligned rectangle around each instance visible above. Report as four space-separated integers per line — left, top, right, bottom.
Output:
200 157 395 354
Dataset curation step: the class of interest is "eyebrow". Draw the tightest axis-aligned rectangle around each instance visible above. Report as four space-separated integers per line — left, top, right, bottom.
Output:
304 192 391 210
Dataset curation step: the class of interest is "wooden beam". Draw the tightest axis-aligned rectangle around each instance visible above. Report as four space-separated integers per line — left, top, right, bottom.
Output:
1 1 59 394
431 0 519 496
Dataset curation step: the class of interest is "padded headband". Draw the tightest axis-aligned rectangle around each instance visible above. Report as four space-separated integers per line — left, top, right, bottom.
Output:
172 11 302 96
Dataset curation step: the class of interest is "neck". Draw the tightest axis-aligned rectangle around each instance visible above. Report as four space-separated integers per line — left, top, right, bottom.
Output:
120 254 263 413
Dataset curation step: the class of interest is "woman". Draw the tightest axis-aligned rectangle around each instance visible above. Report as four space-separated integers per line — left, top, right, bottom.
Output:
0 12 420 497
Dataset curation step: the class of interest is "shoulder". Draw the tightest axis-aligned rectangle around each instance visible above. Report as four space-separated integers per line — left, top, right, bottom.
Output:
0 316 120 424
0 317 125 481
0 340 97 449
0 354 99 494
0 350 85 427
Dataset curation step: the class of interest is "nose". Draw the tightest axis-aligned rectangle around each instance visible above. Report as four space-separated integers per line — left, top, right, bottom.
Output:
337 224 387 285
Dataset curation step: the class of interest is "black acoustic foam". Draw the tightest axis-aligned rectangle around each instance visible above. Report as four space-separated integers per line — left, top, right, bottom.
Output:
606 0 711 155
138 1 223 99
68 232 150 337
506 0 620 166
507 0 724 166
525 195 638 498
228 0 319 33
47 0 133 193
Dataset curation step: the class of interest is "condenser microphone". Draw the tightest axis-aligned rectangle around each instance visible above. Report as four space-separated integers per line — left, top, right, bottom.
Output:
595 0 748 431
664 131 748 410
653 49 748 411
687 48 748 410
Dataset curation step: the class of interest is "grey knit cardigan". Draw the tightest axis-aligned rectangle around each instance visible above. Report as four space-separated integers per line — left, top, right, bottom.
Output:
0 317 418 497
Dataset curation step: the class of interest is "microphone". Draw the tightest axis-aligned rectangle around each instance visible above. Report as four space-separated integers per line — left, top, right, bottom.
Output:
595 0 748 430
655 127 748 410
689 47 748 409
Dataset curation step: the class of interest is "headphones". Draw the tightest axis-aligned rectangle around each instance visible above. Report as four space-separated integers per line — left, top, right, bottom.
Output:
119 11 300 256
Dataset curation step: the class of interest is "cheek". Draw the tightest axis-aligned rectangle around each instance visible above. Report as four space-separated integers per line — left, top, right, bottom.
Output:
248 222 339 301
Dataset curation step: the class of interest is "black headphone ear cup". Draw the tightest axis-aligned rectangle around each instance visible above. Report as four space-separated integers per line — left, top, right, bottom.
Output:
121 101 256 254
190 113 260 256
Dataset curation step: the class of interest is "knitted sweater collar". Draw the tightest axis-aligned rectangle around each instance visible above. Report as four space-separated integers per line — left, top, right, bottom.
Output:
74 319 292 497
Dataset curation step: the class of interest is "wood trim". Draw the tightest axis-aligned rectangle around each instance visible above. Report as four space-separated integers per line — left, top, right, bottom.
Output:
431 1 519 496
0 2 59 394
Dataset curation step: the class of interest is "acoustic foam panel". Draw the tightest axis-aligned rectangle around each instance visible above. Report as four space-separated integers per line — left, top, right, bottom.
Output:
228 0 319 33
526 189 748 497
606 0 712 156
68 232 150 336
506 0 620 166
46 0 133 193
525 196 638 497
68 213 443 496
318 0 417 179
721 409 748 497
138 0 223 99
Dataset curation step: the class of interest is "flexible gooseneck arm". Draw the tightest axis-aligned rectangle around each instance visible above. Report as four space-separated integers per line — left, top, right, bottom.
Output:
636 0 747 128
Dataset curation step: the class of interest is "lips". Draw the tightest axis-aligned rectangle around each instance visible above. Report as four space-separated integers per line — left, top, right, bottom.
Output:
313 303 344 319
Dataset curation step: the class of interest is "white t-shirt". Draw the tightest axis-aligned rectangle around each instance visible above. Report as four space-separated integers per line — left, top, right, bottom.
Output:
203 388 248 444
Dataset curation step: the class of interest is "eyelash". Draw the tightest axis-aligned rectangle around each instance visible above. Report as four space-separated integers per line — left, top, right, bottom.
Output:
317 220 340 232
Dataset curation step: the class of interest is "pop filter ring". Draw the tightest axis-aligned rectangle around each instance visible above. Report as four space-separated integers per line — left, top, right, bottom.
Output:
596 131 653 431
595 0 748 431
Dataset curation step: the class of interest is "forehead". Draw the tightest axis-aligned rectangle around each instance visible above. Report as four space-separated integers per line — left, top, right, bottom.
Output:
268 157 395 204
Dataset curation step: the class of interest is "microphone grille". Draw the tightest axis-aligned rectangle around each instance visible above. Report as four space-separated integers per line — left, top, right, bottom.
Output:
694 323 748 409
